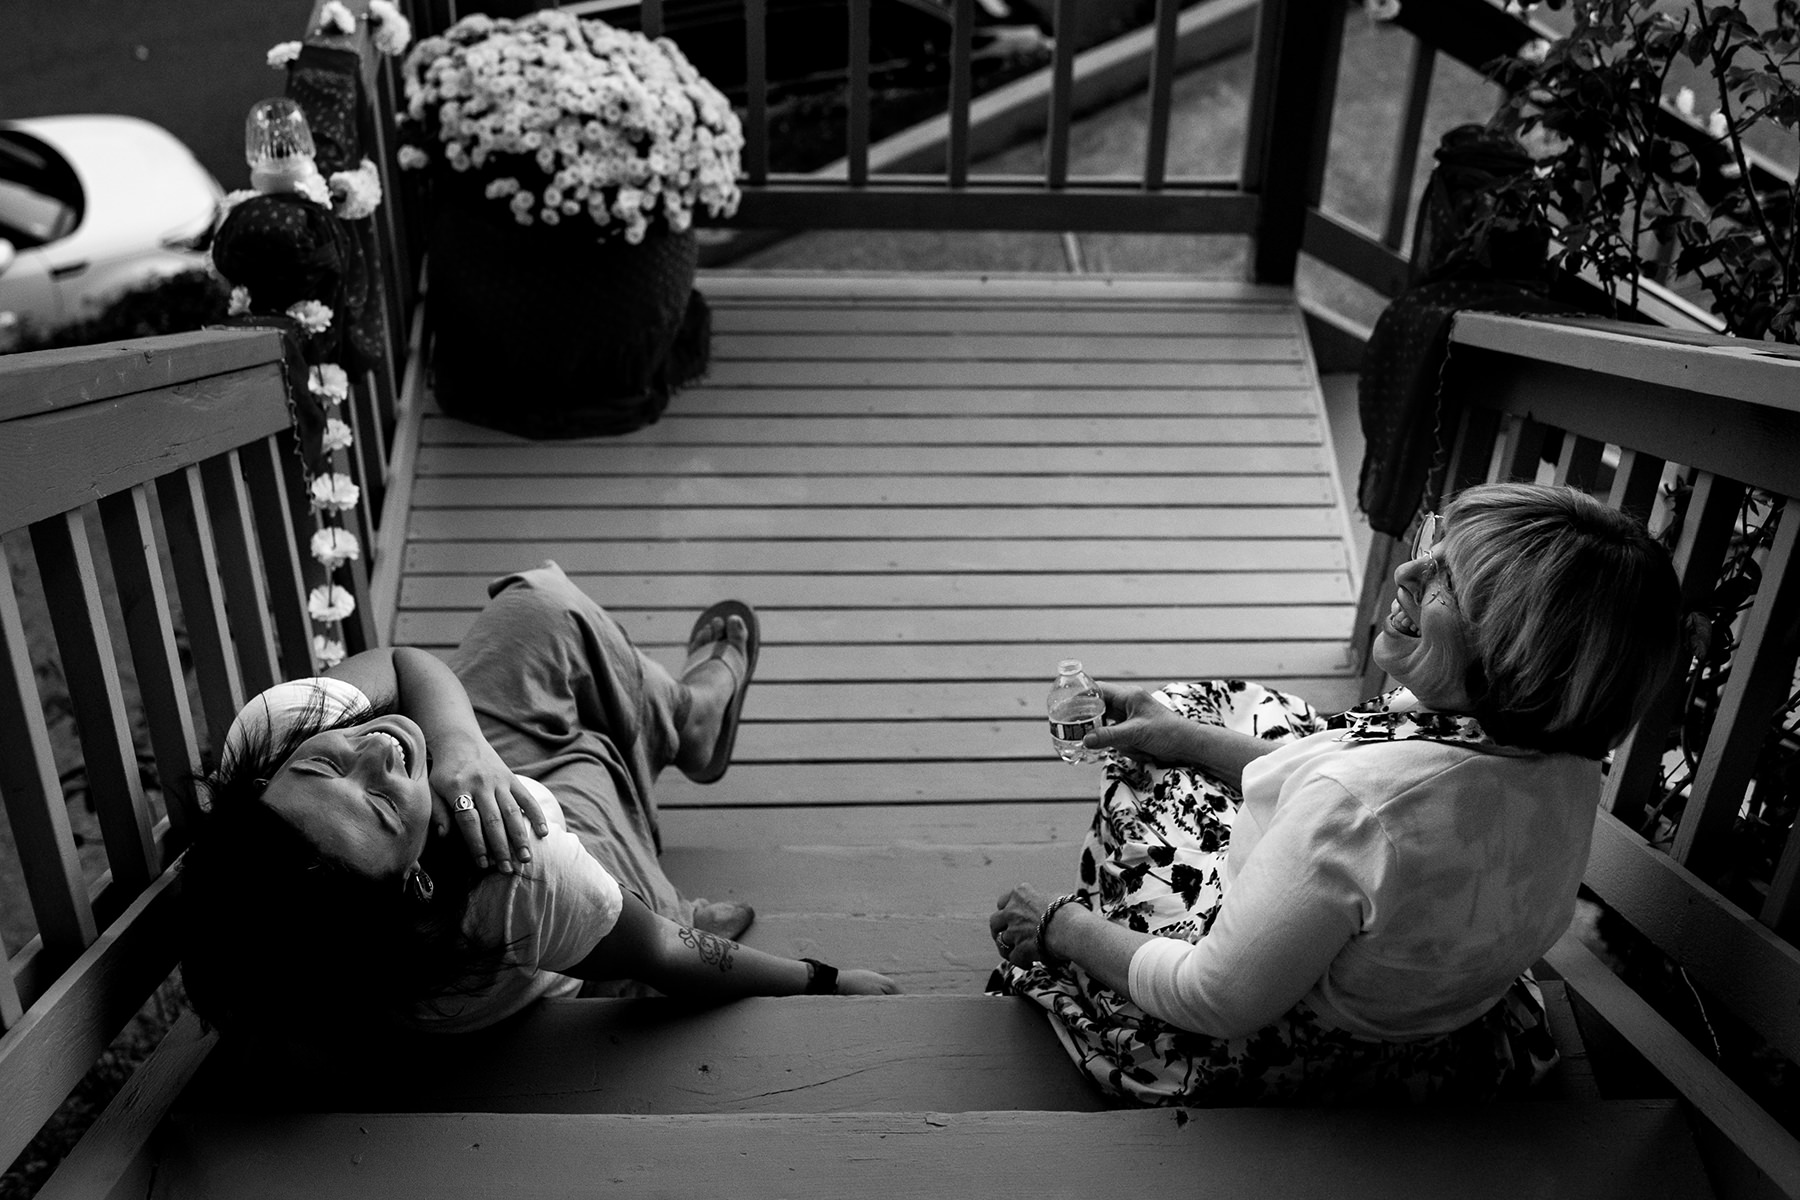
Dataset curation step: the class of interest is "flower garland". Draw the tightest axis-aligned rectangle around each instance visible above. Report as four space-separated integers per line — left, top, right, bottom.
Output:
231 2 411 669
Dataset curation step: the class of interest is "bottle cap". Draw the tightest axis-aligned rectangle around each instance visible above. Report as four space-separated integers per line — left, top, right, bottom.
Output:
1058 659 1082 675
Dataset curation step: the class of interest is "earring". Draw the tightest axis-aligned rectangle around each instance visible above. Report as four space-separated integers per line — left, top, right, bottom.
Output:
404 863 434 905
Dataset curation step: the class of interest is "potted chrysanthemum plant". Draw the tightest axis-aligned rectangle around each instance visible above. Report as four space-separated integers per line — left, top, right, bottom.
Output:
398 9 744 436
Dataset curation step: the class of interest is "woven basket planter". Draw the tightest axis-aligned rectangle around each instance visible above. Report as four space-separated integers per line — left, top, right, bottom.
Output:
426 193 710 439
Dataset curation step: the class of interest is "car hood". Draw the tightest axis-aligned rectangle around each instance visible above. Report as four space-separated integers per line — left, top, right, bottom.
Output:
3 115 223 264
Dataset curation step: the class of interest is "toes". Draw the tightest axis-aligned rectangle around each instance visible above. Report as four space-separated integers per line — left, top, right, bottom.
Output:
688 614 723 654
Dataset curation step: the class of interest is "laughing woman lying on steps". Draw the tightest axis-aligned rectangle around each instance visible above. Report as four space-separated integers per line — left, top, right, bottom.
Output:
181 564 895 1039
990 484 1684 1104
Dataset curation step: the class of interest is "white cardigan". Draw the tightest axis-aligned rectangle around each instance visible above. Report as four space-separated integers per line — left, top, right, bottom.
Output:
1126 729 1599 1040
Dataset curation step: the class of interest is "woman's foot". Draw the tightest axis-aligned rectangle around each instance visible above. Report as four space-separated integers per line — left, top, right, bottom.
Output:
676 602 758 783
691 898 755 940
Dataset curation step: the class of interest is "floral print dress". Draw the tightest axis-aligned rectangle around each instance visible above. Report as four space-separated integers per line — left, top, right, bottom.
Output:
994 680 1558 1107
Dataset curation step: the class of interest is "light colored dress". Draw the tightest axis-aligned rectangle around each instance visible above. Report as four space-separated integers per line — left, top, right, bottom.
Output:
998 681 1587 1105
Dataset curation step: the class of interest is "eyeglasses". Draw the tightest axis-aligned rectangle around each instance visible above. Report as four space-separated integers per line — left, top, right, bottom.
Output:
1412 512 1457 606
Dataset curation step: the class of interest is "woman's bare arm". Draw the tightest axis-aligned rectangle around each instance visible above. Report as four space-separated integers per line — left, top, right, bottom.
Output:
325 648 546 864
571 892 897 998
1084 681 1283 789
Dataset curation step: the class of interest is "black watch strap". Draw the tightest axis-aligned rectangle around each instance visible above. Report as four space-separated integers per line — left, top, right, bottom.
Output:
801 957 838 995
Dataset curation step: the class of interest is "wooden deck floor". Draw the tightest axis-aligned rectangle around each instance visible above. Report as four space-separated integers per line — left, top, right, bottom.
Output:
394 271 1362 993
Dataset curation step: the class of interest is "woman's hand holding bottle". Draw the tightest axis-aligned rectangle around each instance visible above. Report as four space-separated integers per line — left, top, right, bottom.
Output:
1082 681 1203 767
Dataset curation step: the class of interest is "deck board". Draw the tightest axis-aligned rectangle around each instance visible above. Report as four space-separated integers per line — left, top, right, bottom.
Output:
396 270 1360 982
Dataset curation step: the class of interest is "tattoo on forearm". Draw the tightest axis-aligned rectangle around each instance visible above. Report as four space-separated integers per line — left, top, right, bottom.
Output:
678 925 737 972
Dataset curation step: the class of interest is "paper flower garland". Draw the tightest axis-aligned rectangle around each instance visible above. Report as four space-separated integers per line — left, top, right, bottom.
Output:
238 3 411 672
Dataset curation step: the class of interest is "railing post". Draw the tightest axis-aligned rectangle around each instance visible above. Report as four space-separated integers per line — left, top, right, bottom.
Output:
1246 0 1344 285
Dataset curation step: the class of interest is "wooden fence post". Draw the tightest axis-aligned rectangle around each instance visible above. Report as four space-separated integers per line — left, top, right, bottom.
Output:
1247 0 1344 285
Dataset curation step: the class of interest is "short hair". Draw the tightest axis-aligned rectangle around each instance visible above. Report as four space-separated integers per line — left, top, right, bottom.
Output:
1438 482 1684 758
180 698 494 1042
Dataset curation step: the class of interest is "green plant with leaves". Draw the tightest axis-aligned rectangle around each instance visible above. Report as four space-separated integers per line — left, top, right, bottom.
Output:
1462 2 1800 903
1483 0 1797 341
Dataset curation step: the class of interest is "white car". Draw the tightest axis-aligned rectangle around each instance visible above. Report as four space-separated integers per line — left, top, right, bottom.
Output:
0 115 222 341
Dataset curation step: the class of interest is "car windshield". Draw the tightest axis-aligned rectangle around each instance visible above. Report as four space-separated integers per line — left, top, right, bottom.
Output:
0 131 82 248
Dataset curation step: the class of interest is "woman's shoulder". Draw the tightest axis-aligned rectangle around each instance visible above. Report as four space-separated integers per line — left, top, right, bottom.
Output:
1289 734 1594 808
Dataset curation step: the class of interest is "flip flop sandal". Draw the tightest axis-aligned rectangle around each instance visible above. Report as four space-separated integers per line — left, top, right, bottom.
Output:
682 599 760 784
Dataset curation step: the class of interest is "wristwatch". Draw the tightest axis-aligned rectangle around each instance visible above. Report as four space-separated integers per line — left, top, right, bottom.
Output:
801 957 839 995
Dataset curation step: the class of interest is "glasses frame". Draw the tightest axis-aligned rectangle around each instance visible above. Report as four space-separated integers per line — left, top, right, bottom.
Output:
1411 512 1457 609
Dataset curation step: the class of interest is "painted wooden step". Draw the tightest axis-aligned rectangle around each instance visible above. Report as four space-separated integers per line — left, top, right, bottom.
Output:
152 1102 1714 1200
184 995 1104 1115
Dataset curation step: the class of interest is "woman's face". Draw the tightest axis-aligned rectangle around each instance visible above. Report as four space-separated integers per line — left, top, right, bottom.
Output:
1372 526 1479 712
260 714 433 881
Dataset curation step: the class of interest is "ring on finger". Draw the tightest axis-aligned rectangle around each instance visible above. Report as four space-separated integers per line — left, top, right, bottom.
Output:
453 794 476 813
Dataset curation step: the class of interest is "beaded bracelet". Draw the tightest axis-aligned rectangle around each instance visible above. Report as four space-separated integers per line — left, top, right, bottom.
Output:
1036 892 1086 970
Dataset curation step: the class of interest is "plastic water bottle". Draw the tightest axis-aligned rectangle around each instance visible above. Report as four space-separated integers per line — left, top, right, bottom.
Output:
1048 660 1105 763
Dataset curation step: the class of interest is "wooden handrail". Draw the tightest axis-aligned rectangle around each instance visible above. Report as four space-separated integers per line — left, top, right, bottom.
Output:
0 2 424 1189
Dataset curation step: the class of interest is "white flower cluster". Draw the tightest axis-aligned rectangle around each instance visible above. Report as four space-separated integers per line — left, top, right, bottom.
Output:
309 362 351 405
400 10 744 243
368 0 413 57
318 1 357 37
308 584 357 622
311 472 361 513
288 299 334 334
311 525 361 569
329 157 385 219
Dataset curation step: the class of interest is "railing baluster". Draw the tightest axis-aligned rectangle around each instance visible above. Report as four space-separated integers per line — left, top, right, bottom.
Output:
1239 0 1283 196
847 0 871 186
1382 38 1436 250
1607 447 1666 525
0 927 21 1030
1248 0 1345 284
97 486 203 843
350 372 391 528
1046 0 1077 189
947 0 973 187
156 466 247 754
28 509 158 898
372 60 418 320
1443 404 1500 497
239 437 317 680
1552 434 1606 492
0 543 98 961
1672 506 1800 878
327 442 382 655
1142 0 1181 191
744 0 769 185
1496 414 1548 482
641 0 664 38
1601 470 1742 828
198 451 283 698
1765 809 1800 937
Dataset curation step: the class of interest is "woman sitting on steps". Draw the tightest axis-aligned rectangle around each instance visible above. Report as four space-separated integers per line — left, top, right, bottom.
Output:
181 563 895 1040
991 483 1684 1104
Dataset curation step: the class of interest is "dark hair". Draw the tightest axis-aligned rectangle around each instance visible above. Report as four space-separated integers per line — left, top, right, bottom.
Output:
1440 483 1685 759
179 696 498 1041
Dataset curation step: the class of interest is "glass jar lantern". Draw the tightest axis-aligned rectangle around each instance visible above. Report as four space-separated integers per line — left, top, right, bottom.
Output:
245 97 321 194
